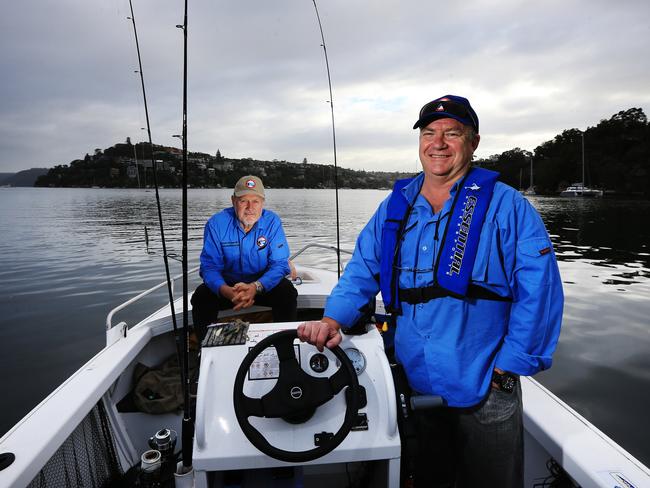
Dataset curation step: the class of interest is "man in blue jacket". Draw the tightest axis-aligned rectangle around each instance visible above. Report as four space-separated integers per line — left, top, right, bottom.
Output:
192 175 297 341
298 95 563 487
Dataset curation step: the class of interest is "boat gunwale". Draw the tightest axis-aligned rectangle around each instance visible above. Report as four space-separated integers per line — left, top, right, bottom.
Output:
0 326 152 487
521 376 650 486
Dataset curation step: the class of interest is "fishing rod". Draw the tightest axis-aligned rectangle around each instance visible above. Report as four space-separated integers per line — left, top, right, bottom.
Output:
126 0 185 401
177 0 194 473
311 0 342 278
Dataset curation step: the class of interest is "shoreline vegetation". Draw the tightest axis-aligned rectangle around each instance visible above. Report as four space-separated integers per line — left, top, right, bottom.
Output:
4 107 647 197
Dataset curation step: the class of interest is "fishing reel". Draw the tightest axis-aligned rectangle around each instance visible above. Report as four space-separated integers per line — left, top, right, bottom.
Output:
138 428 178 486
148 428 177 462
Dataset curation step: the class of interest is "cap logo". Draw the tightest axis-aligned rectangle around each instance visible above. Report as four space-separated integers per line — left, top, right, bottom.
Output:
435 104 445 112
256 236 267 249
246 179 256 188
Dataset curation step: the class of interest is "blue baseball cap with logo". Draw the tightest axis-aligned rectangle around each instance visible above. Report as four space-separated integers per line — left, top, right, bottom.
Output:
412 95 479 133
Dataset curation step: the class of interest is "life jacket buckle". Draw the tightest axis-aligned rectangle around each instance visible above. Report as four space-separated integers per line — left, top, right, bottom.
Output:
412 287 426 303
400 287 429 305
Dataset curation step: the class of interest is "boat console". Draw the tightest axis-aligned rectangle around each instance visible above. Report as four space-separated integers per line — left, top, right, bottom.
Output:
192 322 401 487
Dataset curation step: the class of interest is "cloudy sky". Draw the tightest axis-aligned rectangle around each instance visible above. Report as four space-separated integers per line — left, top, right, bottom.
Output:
1 0 649 174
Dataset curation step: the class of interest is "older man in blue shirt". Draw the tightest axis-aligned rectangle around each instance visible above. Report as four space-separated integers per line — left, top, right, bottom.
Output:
192 175 297 341
298 95 563 488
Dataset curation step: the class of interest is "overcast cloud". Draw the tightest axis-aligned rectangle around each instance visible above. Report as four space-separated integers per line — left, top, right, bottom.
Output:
1 0 649 173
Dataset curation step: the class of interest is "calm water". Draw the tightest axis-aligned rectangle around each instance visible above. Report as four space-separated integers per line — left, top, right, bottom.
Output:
0 187 649 465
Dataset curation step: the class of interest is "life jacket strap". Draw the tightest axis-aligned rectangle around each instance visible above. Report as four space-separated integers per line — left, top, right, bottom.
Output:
399 284 512 304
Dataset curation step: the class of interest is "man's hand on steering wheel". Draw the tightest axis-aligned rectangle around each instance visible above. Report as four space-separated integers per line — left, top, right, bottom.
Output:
297 317 342 352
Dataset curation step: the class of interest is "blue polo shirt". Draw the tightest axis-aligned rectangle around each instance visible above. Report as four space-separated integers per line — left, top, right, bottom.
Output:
199 207 291 295
324 172 564 407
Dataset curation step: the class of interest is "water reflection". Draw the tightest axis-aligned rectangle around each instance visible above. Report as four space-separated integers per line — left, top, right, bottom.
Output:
0 188 649 466
531 196 650 289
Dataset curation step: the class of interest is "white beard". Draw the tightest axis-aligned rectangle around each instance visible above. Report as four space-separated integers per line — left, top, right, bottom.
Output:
240 217 258 229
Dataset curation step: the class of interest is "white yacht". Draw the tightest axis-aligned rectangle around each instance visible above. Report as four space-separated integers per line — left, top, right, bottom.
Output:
560 182 603 198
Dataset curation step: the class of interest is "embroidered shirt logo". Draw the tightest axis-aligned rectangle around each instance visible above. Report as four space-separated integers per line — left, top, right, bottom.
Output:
256 236 267 249
464 183 481 191
246 179 256 188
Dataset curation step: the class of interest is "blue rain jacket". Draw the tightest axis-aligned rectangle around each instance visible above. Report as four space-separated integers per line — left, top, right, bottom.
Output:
324 172 564 407
199 208 291 295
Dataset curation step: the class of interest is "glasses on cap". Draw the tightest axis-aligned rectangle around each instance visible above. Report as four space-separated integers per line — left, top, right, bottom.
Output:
419 99 478 130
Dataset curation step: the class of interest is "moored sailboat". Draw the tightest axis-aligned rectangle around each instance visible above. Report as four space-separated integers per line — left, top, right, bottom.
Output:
560 131 603 197
523 156 536 195
560 182 603 197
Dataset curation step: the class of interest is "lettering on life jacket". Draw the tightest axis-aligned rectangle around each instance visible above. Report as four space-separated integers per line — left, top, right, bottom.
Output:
449 195 477 276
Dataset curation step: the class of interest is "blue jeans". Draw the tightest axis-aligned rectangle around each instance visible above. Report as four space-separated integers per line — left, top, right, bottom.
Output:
412 382 523 488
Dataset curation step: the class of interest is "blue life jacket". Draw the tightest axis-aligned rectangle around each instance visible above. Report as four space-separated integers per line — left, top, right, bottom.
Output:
380 167 509 314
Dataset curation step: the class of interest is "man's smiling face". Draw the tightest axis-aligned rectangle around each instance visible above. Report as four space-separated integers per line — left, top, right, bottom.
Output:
418 117 480 181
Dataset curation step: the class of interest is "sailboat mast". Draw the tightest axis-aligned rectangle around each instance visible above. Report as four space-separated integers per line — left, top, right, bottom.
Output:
581 131 585 185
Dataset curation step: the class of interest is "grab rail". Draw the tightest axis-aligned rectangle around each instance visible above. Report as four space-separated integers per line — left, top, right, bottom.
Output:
289 243 353 260
105 265 200 331
195 355 213 449
290 243 353 274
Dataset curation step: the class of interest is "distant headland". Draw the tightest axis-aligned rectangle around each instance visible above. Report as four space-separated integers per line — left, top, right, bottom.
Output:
0 168 48 187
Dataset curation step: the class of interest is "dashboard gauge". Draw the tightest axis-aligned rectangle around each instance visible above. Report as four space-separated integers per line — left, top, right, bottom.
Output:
309 353 329 373
336 347 367 375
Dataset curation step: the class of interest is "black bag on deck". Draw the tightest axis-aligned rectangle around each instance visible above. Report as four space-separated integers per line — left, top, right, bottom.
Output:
119 353 197 414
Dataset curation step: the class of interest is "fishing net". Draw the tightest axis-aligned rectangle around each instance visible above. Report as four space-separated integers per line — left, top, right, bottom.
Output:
27 401 123 488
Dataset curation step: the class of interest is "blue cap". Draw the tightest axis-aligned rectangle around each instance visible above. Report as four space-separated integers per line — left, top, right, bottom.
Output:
413 95 479 133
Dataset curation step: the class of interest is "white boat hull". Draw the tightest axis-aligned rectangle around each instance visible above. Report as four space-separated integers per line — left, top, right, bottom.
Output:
1 264 648 488
560 183 603 198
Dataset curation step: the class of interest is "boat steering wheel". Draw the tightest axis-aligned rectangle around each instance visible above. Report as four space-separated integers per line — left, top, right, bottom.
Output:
233 329 360 463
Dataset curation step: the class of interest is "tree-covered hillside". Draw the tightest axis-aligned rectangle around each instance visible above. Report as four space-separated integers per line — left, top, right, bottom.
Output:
477 108 649 197
34 141 413 190
33 107 650 197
